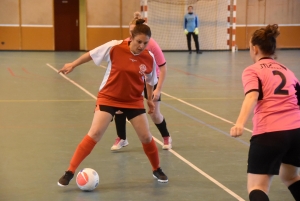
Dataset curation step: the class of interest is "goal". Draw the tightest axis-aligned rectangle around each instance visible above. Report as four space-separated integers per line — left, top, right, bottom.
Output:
145 0 229 51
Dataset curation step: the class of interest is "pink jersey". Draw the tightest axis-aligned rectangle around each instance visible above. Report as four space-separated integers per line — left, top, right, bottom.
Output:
125 37 166 77
242 58 300 135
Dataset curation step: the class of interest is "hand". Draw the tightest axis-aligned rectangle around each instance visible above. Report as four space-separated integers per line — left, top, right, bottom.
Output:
194 28 199 35
152 89 161 101
147 100 155 114
230 124 244 138
184 29 188 35
58 63 75 75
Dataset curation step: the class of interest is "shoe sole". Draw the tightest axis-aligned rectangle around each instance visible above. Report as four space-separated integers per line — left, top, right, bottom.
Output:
110 142 129 151
153 175 168 183
57 182 68 187
162 144 172 150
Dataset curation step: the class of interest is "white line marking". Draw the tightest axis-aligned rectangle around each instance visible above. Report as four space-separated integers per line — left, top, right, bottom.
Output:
156 138 245 201
161 92 253 133
46 63 246 201
46 63 96 99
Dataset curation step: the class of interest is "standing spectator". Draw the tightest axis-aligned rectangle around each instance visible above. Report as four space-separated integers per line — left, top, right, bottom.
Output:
184 6 202 54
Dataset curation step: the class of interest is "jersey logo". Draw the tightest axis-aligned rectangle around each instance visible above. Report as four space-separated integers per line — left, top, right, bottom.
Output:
130 58 137 62
139 64 146 76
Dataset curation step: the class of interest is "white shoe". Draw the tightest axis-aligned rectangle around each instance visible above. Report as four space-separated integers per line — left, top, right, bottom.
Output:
162 137 172 150
111 137 129 151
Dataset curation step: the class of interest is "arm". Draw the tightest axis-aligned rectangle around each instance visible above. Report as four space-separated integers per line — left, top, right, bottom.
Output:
146 83 155 114
58 52 92 75
230 91 259 137
153 64 167 101
184 16 188 34
194 16 199 34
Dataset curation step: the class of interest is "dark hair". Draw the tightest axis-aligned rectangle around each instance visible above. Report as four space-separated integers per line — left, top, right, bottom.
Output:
251 24 280 55
131 19 151 38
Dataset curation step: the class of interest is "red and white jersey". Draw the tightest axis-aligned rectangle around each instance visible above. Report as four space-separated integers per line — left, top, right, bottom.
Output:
90 40 158 109
125 37 166 77
242 58 300 135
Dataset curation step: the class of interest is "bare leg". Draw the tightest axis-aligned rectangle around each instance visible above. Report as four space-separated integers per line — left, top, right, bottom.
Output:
247 173 273 194
279 163 300 200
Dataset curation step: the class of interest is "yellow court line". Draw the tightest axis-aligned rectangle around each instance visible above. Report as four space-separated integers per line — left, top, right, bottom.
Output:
0 99 95 102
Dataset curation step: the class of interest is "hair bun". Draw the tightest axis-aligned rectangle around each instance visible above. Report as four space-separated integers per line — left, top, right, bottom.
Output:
265 24 280 39
133 11 142 19
136 19 145 25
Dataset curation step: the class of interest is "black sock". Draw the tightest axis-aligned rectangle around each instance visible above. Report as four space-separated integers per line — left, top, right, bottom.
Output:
249 190 269 201
155 118 170 137
288 180 300 201
114 113 127 140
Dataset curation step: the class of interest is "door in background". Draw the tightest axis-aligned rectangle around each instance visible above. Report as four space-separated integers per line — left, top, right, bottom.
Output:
54 0 79 50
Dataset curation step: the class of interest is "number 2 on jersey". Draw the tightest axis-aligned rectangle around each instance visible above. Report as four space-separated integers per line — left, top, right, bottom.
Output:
272 70 288 95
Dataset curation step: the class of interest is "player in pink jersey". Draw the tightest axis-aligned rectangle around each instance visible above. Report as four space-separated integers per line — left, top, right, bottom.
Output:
230 24 300 201
111 12 172 151
57 20 168 187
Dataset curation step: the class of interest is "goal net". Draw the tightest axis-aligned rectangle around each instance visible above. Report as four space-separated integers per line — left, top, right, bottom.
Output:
146 0 229 51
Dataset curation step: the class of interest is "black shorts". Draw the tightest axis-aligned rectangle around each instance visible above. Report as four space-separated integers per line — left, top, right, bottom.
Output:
95 105 145 120
144 79 161 101
247 128 300 175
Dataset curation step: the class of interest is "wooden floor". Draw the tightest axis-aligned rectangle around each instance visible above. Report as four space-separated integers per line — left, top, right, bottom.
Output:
0 50 299 201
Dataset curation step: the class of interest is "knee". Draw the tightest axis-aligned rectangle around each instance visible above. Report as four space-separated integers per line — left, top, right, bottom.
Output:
280 174 300 187
140 134 152 144
87 129 103 142
149 113 163 124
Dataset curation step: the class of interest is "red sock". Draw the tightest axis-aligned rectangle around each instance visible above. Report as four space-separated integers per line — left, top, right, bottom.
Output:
142 138 160 171
68 135 96 173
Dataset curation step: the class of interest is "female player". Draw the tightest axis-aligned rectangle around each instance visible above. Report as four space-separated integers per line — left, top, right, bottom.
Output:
230 24 300 201
183 6 201 54
57 19 168 186
111 12 172 151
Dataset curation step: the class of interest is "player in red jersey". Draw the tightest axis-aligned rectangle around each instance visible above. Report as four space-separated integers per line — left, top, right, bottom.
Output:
57 19 168 187
230 24 300 201
111 12 172 151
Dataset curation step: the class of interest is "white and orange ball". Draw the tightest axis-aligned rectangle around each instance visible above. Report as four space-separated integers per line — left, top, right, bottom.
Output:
76 168 99 191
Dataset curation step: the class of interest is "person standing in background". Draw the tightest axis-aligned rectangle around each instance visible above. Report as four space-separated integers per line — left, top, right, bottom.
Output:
184 6 202 54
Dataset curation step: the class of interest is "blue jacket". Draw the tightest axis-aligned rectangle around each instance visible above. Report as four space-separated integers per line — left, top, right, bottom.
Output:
184 13 198 32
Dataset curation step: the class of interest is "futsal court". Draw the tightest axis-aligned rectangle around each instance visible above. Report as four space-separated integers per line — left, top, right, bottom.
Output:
0 49 299 201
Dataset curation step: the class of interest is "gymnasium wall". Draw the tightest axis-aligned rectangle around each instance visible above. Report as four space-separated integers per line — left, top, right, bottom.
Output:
0 0 139 51
0 0 299 51
0 0 54 50
86 0 139 50
236 0 300 49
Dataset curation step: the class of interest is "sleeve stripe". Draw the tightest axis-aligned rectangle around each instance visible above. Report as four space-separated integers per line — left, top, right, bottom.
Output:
245 89 259 96
158 62 166 67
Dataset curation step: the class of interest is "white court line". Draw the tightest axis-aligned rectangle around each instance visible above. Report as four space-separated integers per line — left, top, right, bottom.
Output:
98 64 253 133
46 63 245 201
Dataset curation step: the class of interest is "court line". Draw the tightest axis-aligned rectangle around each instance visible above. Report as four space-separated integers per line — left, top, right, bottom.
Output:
160 92 253 133
98 64 253 133
46 63 246 201
168 66 219 83
161 102 250 146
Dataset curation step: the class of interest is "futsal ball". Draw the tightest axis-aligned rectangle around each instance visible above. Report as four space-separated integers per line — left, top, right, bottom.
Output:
76 168 99 191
